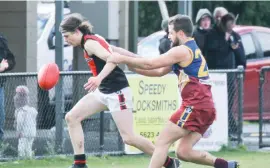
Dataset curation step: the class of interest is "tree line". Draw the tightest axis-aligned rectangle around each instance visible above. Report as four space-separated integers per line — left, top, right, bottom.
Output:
139 1 270 37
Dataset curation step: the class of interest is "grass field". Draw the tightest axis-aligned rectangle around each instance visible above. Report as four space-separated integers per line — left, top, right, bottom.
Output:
0 150 270 168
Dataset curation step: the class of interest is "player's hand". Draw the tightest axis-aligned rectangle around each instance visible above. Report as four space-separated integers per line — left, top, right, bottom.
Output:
225 32 231 41
127 65 136 72
107 52 125 64
84 76 101 92
0 59 9 72
231 43 239 50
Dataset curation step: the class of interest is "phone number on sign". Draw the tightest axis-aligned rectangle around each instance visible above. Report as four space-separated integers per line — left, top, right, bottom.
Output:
140 132 160 139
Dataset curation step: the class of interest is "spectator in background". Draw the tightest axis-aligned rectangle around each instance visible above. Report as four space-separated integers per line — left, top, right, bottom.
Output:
14 86 38 159
204 11 246 140
193 8 212 52
221 13 246 68
213 7 228 26
203 7 228 69
204 9 246 69
158 15 182 55
158 19 171 54
0 33 16 145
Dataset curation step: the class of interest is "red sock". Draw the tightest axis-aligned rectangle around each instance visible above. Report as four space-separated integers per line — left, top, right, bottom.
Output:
214 158 228 168
163 156 173 168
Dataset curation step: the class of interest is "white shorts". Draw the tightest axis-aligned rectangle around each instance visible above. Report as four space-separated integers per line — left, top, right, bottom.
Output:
93 87 133 112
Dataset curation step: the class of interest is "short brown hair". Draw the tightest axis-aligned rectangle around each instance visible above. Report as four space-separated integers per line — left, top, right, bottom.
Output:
169 14 194 37
168 14 181 24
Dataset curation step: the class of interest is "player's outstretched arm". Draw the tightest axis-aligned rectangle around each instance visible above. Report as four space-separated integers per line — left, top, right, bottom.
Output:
110 45 172 76
110 45 140 58
129 66 172 77
109 46 190 70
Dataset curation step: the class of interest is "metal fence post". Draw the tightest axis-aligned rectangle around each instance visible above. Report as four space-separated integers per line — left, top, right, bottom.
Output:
258 66 270 148
259 67 265 148
55 0 64 153
237 65 244 145
99 111 104 156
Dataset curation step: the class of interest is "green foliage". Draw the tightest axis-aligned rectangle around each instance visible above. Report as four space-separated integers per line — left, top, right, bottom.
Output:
138 1 178 36
193 1 270 27
139 1 270 37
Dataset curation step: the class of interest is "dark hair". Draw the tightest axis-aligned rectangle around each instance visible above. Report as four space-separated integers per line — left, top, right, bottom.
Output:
59 13 93 35
220 13 235 32
221 13 235 26
168 14 181 24
169 14 193 37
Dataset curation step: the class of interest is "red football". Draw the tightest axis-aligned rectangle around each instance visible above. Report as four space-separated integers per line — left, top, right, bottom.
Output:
38 63 60 90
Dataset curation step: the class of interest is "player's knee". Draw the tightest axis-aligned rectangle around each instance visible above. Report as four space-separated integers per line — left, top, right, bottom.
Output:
176 147 192 162
122 134 136 146
65 112 80 125
154 136 167 147
65 112 72 123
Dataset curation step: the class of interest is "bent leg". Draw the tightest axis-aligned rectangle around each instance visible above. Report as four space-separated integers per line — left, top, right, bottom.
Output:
176 132 215 166
177 132 239 168
148 121 190 168
111 109 155 155
65 92 107 154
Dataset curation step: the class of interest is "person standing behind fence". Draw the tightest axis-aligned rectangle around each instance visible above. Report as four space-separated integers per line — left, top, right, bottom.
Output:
203 9 246 140
203 7 229 69
204 8 245 69
220 13 246 69
14 85 37 159
0 33 16 145
193 8 212 52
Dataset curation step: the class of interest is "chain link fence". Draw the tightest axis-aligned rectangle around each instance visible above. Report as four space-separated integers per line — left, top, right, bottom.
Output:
0 68 245 160
0 72 124 160
210 66 244 145
259 66 270 148
227 71 241 141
